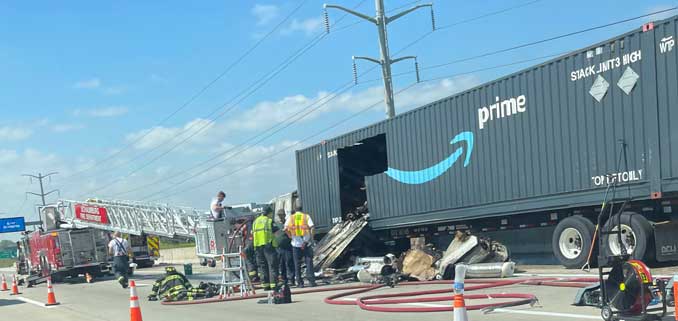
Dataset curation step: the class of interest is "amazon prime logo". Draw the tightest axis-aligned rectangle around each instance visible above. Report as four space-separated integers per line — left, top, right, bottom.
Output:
477 95 527 129
385 131 473 184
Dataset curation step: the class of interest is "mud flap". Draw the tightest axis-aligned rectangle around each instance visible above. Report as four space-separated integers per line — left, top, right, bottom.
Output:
653 221 678 262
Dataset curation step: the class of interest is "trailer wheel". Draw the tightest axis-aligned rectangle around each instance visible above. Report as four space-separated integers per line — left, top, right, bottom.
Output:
552 216 596 269
208 259 216 268
602 212 652 261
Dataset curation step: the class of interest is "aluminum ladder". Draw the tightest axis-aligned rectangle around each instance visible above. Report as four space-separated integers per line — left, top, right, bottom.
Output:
52 199 206 238
220 246 255 298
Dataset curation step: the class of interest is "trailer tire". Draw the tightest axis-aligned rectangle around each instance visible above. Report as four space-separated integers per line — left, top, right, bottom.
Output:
552 216 596 269
602 212 652 261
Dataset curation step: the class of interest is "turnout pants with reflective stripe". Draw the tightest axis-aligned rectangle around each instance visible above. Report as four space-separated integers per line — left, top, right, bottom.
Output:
255 244 279 289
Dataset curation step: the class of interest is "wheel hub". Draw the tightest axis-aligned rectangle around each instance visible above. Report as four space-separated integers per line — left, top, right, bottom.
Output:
559 227 584 259
607 224 636 256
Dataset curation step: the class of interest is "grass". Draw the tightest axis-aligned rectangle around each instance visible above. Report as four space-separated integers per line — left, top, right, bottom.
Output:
160 242 195 250
0 258 14 268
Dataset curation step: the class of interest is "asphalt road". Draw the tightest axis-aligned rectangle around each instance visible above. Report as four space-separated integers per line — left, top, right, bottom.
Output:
1 265 675 321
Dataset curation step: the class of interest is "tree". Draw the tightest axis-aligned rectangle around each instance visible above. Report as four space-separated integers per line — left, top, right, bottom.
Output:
0 240 17 249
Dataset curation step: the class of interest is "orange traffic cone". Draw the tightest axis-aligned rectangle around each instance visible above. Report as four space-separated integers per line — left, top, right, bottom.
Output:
129 280 143 321
45 278 60 306
453 264 468 321
673 274 677 321
1 274 8 291
10 275 21 295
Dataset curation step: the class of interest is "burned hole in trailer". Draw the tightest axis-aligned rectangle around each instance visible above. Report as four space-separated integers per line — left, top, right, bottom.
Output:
337 134 387 221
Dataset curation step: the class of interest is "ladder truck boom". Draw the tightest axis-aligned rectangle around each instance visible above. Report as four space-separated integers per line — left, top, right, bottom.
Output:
53 199 210 238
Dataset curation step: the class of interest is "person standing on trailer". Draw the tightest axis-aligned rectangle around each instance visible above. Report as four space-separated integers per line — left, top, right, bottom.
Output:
275 209 295 285
252 206 279 291
285 203 317 288
108 231 131 288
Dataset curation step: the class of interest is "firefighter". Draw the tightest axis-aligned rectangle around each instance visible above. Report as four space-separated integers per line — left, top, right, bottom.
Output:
147 266 211 301
108 231 131 288
243 217 259 282
275 209 295 285
252 206 279 291
284 202 317 288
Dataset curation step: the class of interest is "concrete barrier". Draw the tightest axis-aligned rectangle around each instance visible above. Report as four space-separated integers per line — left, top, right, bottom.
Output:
157 247 199 264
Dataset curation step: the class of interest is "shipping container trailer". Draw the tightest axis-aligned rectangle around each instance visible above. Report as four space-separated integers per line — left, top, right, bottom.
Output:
296 15 678 268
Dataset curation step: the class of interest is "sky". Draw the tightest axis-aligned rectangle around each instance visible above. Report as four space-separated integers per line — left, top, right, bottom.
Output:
0 0 675 239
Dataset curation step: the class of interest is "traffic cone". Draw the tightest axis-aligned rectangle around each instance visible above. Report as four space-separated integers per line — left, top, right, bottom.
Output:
1 274 8 291
10 275 21 295
45 278 60 306
129 280 143 321
673 274 677 321
453 264 468 321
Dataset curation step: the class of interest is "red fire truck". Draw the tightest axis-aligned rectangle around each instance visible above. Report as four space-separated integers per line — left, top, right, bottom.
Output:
16 205 111 285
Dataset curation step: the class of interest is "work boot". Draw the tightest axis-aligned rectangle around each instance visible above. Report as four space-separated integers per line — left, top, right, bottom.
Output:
297 282 304 288
308 281 318 288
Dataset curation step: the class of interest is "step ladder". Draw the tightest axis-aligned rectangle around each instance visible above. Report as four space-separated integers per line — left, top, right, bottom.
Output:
220 246 255 298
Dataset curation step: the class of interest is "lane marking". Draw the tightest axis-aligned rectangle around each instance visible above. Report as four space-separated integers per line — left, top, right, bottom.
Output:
343 297 604 317
490 308 599 319
16 296 59 309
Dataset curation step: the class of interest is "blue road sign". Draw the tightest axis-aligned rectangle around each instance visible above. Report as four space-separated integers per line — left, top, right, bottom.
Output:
0 217 26 233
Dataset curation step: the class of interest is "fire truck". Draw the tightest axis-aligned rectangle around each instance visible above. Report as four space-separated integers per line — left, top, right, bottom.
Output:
16 206 111 285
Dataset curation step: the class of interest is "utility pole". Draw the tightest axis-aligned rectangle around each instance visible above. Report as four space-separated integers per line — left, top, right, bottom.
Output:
324 0 435 119
22 172 60 224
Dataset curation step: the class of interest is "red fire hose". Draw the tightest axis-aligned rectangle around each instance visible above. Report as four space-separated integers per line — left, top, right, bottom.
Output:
161 277 598 312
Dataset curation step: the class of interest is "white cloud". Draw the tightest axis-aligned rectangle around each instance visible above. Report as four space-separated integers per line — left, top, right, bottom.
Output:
73 106 128 118
125 118 214 150
51 123 85 133
150 74 169 84
0 126 32 141
0 149 19 164
73 78 101 89
281 17 323 36
102 86 125 95
252 4 279 26
72 77 125 95
225 75 480 131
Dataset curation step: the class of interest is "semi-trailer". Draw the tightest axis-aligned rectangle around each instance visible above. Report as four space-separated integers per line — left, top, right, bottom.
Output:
295 16 678 268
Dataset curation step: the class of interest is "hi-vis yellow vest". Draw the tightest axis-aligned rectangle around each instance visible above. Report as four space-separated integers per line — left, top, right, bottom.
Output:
290 212 310 237
252 215 273 247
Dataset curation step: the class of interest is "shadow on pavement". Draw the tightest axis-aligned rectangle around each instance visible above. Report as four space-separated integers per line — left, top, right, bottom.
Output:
0 299 25 307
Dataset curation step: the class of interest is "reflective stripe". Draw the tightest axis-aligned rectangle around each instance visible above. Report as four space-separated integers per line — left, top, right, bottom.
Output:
291 212 309 237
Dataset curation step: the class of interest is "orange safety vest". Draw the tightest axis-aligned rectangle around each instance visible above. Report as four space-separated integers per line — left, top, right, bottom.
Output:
289 212 310 237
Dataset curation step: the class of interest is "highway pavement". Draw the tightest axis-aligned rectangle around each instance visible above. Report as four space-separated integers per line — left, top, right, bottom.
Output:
1 265 675 321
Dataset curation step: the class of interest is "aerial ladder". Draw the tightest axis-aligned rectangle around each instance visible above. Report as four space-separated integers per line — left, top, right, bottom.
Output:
42 199 257 295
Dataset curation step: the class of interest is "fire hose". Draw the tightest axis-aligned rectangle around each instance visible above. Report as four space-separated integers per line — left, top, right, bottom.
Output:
161 277 599 312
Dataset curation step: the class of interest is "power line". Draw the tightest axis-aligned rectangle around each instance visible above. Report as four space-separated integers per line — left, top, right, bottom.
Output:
63 0 309 181
138 3 678 201
109 0 550 199
114 0 542 196
423 5 678 71
144 52 566 202
77 1 369 198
